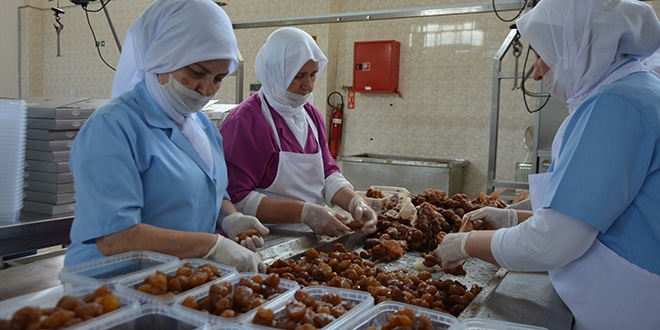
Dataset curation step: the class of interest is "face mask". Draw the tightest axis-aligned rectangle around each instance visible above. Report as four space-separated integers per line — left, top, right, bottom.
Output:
543 70 561 101
160 73 213 114
272 88 313 109
285 90 313 108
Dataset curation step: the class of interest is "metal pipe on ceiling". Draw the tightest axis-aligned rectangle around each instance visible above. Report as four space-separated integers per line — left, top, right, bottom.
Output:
231 1 527 29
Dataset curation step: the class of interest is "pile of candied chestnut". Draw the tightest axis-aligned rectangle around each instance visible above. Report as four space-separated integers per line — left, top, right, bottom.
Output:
0 286 120 330
268 243 481 317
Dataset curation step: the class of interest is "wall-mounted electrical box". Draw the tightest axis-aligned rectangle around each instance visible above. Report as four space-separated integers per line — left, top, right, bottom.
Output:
353 40 400 94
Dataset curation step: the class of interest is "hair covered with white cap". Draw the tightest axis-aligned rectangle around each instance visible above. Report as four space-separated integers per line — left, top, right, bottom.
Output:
111 0 239 98
516 0 660 105
255 27 328 108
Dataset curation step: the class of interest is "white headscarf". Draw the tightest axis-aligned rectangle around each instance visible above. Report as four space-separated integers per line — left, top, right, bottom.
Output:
111 0 239 98
516 0 660 112
255 27 328 147
111 0 239 172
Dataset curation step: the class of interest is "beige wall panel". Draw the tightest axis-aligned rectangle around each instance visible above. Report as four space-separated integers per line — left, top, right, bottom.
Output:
12 0 660 197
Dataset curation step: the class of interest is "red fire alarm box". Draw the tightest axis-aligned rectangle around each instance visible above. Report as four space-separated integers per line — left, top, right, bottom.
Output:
353 40 400 94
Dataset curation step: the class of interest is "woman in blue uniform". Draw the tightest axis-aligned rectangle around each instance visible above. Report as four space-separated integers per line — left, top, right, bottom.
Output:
64 0 267 272
435 0 660 329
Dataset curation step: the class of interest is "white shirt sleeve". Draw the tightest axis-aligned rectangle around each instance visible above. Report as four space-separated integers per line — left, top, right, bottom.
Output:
234 190 267 216
323 172 353 206
491 208 599 271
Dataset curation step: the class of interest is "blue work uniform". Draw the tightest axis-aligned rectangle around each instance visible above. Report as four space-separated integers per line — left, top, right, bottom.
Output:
544 71 660 275
64 81 229 266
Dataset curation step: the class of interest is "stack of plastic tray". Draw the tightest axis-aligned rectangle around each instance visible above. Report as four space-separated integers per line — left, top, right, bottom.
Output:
22 97 97 216
341 301 459 330
117 258 238 305
0 285 140 329
59 250 180 289
173 272 300 326
244 286 374 330
0 99 27 223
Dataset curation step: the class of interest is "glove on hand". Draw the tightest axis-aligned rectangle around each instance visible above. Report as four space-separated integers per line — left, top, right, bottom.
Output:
434 232 471 268
221 212 269 251
204 234 266 273
348 196 377 235
463 207 518 229
300 202 351 237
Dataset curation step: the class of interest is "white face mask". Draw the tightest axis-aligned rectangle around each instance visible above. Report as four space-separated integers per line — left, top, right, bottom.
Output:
272 88 313 109
285 90 313 108
160 73 213 114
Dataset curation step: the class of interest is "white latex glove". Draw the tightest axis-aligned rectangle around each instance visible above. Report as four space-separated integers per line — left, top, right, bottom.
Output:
221 212 270 251
204 234 266 273
348 196 377 235
300 202 351 237
463 207 518 229
434 232 471 268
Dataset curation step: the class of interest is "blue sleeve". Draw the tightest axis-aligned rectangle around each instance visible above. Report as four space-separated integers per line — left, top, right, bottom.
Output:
544 93 655 232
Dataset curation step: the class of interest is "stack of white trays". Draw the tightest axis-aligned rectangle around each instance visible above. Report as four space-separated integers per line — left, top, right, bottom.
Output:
0 99 27 223
22 97 99 216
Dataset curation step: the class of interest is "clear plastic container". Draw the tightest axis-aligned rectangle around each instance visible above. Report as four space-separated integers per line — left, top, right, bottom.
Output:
59 250 179 289
452 318 549 330
246 286 374 330
117 259 238 305
80 303 210 330
340 301 459 330
173 272 299 325
209 324 249 330
0 99 26 224
0 285 140 329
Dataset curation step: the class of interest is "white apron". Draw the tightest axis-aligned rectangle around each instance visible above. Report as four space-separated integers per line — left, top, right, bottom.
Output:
549 240 660 330
529 160 660 329
256 94 325 205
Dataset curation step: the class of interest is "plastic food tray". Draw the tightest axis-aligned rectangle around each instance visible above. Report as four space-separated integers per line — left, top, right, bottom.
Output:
117 258 238 305
209 324 249 330
80 303 210 330
59 250 179 289
173 272 299 325
340 301 459 330
246 285 374 330
0 285 140 330
451 318 549 330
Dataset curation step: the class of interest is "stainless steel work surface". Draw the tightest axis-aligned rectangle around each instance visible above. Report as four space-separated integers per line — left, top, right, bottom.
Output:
257 224 572 329
0 254 65 301
0 211 73 258
0 224 573 329
467 271 573 329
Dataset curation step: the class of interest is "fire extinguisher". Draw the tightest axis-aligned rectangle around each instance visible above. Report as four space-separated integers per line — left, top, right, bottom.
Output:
327 91 344 159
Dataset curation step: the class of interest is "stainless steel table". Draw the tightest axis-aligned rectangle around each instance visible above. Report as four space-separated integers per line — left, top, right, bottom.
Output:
0 224 573 329
258 224 573 330
0 211 73 258
0 254 65 301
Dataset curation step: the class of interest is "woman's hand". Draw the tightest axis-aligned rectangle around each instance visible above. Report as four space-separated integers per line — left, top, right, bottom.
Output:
348 196 377 235
463 207 518 230
221 212 269 251
300 203 351 237
204 234 266 273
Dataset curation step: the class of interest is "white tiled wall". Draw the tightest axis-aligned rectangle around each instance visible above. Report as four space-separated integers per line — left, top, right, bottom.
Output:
17 0 660 197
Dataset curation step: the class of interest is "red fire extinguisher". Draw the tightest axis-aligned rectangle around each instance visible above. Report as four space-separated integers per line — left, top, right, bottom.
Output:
327 91 344 159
